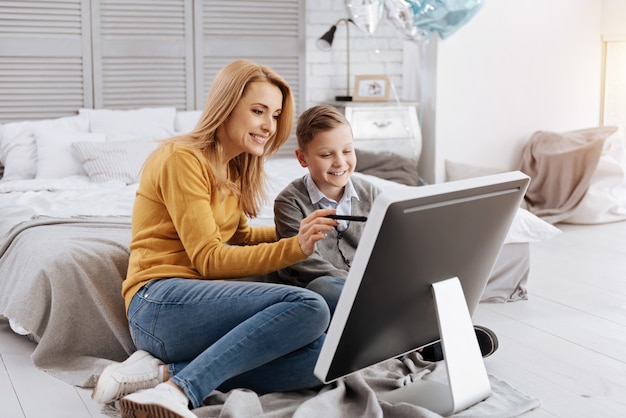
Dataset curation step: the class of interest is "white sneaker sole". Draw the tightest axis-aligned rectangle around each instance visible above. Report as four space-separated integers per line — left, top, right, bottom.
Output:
119 397 197 418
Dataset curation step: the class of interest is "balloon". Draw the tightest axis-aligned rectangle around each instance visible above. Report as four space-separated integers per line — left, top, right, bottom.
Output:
345 0 385 34
384 0 423 41
384 0 484 40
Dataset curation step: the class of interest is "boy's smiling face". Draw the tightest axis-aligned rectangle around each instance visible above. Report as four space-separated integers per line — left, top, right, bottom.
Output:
295 122 356 202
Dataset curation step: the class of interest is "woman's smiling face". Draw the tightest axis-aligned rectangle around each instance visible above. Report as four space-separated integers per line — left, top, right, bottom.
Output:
218 81 283 159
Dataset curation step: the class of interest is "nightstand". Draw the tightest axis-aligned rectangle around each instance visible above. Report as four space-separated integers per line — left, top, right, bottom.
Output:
330 101 421 161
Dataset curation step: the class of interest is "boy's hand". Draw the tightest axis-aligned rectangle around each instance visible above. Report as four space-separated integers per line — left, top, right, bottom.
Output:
297 208 338 256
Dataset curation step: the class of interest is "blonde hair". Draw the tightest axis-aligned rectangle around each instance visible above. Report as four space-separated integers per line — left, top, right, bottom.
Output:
296 104 350 151
172 59 294 217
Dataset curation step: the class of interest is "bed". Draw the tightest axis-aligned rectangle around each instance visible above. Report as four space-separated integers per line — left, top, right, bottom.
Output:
0 107 555 416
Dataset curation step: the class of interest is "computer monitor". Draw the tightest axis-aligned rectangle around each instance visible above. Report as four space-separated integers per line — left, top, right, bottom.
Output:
314 171 530 416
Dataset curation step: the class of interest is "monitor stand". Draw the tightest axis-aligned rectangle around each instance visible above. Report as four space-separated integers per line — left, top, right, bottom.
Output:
377 277 491 416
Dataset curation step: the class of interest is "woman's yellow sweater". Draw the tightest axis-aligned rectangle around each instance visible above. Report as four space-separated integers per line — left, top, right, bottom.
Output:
122 143 306 312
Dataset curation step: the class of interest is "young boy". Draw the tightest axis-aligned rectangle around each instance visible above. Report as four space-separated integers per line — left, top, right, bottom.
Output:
274 104 377 315
274 104 499 362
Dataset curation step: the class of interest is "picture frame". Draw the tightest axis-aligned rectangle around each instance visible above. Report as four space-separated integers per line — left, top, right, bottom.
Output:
353 74 391 102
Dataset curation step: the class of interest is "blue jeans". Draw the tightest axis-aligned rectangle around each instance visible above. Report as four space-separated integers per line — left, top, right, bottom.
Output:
306 276 345 317
127 278 330 408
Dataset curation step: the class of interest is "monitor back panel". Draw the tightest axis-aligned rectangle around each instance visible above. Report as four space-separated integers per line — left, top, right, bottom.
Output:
317 172 530 382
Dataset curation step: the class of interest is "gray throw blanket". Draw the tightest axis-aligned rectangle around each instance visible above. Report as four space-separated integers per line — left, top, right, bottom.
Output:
519 126 618 224
101 353 540 418
355 148 421 186
0 217 135 386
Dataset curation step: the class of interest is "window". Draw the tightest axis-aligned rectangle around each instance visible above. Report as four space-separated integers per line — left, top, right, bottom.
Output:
602 37 626 129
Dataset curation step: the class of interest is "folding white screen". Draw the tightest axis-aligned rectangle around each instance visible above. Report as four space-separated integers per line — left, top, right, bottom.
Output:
0 0 305 129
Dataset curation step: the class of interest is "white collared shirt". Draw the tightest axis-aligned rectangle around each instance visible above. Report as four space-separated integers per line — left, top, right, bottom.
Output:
304 173 360 231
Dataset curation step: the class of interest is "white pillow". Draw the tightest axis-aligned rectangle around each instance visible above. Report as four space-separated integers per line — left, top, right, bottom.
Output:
35 127 106 179
79 107 176 142
175 110 202 133
73 140 159 184
506 207 561 244
0 115 89 180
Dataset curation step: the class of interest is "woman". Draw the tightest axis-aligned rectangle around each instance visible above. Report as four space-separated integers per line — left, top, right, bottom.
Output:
92 60 340 418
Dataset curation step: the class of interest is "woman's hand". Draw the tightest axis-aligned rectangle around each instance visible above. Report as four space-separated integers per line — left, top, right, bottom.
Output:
297 208 338 256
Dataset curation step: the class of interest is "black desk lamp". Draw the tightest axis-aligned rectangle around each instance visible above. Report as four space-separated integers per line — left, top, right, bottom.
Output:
316 18 355 102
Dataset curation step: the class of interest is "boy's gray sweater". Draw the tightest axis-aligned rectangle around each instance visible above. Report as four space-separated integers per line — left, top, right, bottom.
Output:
274 176 380 287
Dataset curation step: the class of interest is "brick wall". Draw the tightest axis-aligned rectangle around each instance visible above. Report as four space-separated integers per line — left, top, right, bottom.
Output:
305 1 410 107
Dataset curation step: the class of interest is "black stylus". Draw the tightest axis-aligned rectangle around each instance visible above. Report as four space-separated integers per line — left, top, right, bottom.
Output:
325 215 368 222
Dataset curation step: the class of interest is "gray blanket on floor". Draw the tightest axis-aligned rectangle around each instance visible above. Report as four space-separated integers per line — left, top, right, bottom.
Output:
1 215 530 393
3 219 540 418
0 217 136 387
101 353 540 418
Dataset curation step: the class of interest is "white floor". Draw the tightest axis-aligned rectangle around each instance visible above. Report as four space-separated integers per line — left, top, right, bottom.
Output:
1 221 626 418
0 317 109 417
475 220 626 417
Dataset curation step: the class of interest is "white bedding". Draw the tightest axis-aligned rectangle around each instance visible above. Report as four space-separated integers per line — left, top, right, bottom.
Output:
0 158 559 246
0 176 136 240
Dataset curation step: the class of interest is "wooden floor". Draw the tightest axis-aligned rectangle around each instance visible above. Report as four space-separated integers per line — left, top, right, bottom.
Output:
1 221 625 417
475 220 626 417
0 317 109 417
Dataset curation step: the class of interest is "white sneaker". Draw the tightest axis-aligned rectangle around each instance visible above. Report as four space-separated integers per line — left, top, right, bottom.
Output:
92 350 165 404
119 383 197 418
